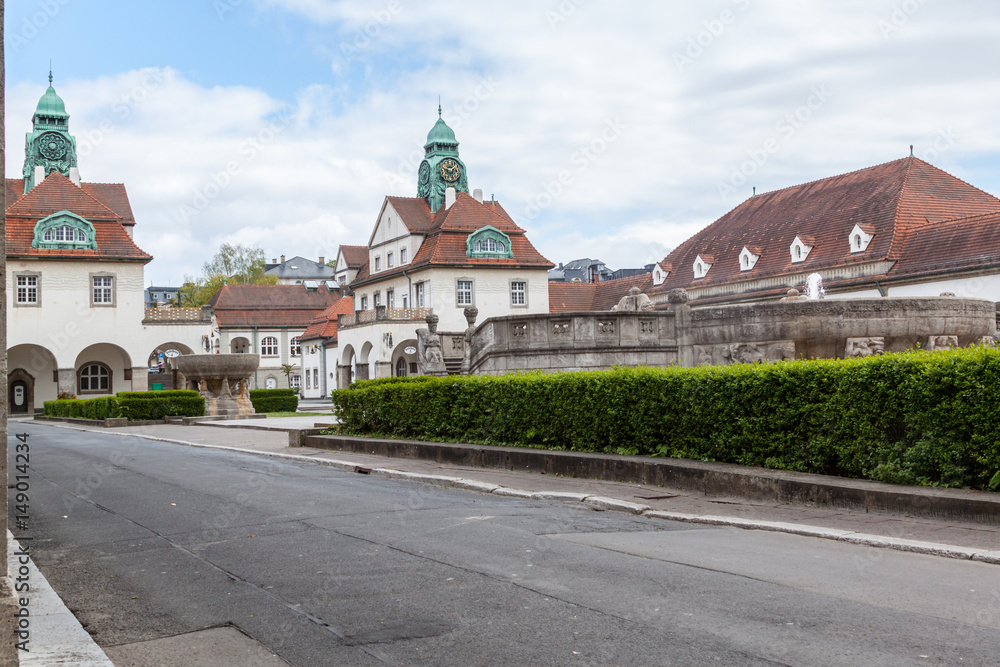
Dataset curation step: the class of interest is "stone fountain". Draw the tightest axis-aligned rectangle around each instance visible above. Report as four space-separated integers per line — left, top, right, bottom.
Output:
174 354 260 417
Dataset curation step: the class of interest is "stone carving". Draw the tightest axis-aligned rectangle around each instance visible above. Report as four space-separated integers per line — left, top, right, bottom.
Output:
552 321 571 336
981 336 997 347
175 354 259 417
668 288 689 305
416 314 447 376
926 335 959 351
461 307 478 374
640 320 655 334
598 320 616 335
694 341 795 366
781 288 808 301
845 337 885 358
511 323 527 338
611 286 654 312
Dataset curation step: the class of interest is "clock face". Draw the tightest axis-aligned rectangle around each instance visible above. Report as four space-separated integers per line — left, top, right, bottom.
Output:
440 159 461 183
39 132 68 160
418 161 431 185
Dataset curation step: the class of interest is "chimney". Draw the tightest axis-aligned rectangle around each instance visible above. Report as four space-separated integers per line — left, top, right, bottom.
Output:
318 256 325 265
280 255 286 263
445 187 456 209
272 258 277 264
473 188 483 202
69 167 82 187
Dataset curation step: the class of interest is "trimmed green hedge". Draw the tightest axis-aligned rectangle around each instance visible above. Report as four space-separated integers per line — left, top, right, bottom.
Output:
349 376 436 391
42 396 120 420
43 390 205 421
250 388 298 413
117 390 204 420
332 346 1000 490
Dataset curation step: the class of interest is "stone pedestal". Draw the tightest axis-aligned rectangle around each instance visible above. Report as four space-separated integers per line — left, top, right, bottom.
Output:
175 354 260 417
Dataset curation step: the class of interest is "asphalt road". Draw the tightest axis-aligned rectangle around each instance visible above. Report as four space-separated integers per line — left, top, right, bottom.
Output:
11 422 1000 666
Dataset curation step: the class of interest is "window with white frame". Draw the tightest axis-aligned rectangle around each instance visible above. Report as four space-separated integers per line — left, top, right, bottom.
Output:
375 256 381 271
261 336 279 356
361 296 368 310
790 237 813 264
387 289 395 309
510 281 526 306
456 279 474 306
401 292 409 308
400 247 407 263
416 282 425 307
16 274 39 305
313 368 319 389
290 337 301 357
306 372 312 389
849 225 874 253
374 292 381 307
387 252 394 268
92 275 114 305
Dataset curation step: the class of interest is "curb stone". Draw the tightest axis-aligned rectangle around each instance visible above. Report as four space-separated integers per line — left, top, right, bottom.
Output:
584 496 651 515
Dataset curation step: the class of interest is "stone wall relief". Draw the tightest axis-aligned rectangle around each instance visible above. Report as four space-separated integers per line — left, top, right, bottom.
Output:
597 320 616 335
845 337 885 358
694 341 795 366
926 335 959 351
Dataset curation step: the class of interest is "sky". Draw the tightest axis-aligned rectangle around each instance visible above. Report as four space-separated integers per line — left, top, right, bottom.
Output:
6 0 1000 285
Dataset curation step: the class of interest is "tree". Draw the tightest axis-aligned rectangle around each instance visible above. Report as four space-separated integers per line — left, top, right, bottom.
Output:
180 243 278 306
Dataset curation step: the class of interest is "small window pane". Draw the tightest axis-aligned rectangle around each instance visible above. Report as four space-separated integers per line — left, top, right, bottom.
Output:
457 280 473 306
511 281 526 306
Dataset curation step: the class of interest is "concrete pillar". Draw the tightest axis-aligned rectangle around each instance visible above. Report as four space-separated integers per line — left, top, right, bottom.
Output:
57 368 76 397
131 367 149 392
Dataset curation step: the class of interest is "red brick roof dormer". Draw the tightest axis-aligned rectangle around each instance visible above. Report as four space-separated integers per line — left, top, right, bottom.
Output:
651 157 1000 302
299 296 356 342
5 172 151 261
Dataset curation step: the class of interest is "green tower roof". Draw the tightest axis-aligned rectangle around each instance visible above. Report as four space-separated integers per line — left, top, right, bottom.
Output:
425 115 457 146
36 85 69 118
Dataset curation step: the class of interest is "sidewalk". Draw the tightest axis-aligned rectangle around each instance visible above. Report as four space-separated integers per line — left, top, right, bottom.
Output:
40 418 1000 558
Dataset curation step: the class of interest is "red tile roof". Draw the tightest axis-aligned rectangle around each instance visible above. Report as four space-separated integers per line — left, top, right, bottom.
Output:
5 172 151 261
353 192 550 288
549 274 653 312
891 211 1000 278
338 245 368 268
209 284 344 328
652 157 1000 301
299 297 355 342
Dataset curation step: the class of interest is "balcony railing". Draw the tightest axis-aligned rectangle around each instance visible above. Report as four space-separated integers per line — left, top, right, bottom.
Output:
143 306 212 323
339 306 433 329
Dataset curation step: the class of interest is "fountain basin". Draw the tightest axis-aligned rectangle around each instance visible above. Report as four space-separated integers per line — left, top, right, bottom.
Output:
175 353 260 417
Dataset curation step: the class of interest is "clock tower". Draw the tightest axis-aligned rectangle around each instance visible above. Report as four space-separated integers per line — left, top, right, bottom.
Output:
418 106 469 212
23 71 80 193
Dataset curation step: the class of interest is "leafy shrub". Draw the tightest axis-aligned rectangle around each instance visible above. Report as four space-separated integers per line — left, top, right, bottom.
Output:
43 396 120 420
250 388 298 413
331 346 1000 490
349 376 436 391
117 390 204 420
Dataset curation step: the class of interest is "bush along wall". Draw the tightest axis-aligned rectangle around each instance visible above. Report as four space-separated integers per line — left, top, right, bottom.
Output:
42 396 121 420
250 388 299 413
116 390 205 420
331 346 1000 491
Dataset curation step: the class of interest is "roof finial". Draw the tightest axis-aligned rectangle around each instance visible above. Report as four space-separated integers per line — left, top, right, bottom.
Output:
752 186 756 197
49 61 53 86
438 95 442 118
910 144 914 158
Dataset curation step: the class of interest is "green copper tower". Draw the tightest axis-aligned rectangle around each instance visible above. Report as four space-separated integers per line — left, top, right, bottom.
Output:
417 105 469 212
23 70 79 193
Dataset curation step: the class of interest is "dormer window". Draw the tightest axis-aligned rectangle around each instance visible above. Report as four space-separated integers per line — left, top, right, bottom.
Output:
739 247 761 272
790 236 814 264
693 255 714 279
467 226 514 259
849 224 875 253
652 263 670 286
32 210 97 250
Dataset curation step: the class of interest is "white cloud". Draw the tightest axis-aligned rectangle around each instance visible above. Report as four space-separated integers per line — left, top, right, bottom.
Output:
7 1 1000 283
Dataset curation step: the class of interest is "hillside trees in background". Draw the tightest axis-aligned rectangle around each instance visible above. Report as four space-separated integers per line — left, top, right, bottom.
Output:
180 243 278 306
